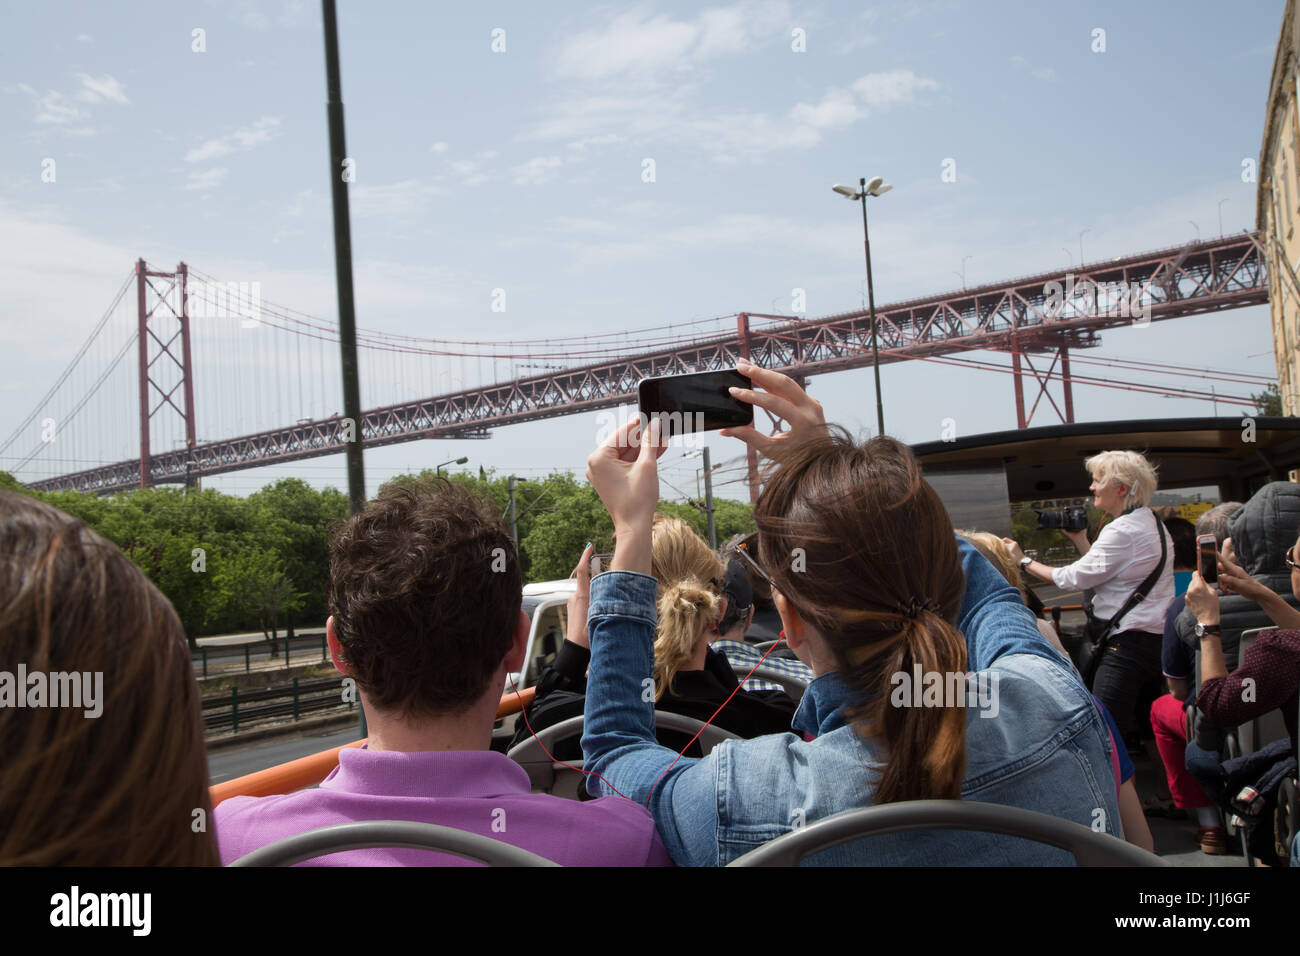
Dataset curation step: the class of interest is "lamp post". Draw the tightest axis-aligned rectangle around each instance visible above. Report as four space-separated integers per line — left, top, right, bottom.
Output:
1078 228 1089 267
436 456 468 476
1218 198 1228 237
508 476 527 545
955 255 972 290
832 176 892 437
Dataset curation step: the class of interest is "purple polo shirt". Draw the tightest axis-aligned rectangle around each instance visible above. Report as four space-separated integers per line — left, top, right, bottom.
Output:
214 747 672 866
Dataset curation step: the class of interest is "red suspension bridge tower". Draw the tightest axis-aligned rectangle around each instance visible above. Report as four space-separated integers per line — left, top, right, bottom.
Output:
135 259 197 487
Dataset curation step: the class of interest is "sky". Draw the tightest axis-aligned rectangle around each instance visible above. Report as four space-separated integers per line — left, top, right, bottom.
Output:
0 0 1285 503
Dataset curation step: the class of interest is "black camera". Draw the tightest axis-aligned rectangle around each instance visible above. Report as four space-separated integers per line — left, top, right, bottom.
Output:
1035 506 1089 532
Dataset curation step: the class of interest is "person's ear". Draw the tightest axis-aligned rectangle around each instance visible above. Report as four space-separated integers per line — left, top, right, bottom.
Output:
504 610 528 673
772 591 805 650
326 616 351 677
744 605 755 632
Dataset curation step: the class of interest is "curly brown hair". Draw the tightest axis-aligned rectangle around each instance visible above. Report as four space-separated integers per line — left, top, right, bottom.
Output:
325 477 522 717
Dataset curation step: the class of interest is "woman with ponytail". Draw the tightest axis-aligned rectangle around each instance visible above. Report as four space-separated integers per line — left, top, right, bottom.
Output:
579 362 1122 866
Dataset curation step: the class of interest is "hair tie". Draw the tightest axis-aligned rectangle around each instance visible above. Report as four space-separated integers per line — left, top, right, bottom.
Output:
896 597 939 619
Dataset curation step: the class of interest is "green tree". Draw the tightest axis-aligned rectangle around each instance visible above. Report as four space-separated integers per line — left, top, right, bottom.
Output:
247 478 347 637
1252 383 1283 417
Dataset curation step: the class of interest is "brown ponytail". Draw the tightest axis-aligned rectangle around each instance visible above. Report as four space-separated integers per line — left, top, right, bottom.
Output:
754 429 969 804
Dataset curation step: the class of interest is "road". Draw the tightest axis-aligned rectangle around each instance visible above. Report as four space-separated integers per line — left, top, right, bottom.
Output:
207 726 359 784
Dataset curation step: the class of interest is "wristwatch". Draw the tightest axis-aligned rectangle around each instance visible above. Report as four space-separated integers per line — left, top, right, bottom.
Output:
1019 556 1032 568
1194 621 1221 638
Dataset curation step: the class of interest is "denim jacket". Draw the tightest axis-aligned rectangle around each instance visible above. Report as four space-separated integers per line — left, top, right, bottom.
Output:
581 538 1121 866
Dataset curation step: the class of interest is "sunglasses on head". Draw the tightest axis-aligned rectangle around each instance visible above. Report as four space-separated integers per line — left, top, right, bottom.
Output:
731 532 779 594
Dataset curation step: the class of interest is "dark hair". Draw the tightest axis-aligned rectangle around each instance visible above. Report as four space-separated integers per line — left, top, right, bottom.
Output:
1163 516 1197 571
755 429 967 804
723 531 774 611
0 491 217 865
326 477 522 717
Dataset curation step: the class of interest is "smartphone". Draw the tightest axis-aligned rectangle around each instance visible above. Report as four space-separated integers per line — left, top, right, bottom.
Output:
637 369 753 439
1197 533 1218 584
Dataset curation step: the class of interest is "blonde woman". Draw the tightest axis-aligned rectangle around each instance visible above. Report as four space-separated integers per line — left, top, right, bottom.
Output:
510 516 798 756
957 531 1071 662
1004 450 1174 737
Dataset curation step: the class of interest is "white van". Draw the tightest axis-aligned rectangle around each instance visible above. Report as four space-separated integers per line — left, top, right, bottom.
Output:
504 578 578 693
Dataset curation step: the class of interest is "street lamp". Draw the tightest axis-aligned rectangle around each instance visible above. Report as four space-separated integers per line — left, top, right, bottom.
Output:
1078 228 1090 267
832 176 892 437
954 254 972 290
507 475 528 545
1218 198 1228 237
435 456 469 476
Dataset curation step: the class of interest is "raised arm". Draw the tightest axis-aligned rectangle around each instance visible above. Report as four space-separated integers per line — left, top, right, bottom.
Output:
578 416 721 866
956 536 1066 672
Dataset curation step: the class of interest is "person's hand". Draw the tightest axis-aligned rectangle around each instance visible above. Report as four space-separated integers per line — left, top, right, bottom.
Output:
1184 570 1222 626
1222 536 1237 566
1064 527 1089 547
1216 548 1268 602
565 543 593 650
719 358 828 456
1002 538 1026 562
586 416 665 573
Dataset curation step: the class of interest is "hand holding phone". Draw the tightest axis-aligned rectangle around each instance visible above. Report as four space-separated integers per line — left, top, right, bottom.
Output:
1196 533 1219 586
637 369 753 439
720 358 829 456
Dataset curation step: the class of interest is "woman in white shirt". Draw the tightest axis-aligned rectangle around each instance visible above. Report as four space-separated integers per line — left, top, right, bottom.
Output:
1004 450 1174 737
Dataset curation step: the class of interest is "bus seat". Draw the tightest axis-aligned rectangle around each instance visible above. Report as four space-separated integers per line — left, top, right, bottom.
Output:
726 800 1170 867
229 820 560 867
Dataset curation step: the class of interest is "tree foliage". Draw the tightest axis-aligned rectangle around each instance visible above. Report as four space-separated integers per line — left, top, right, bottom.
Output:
1252 383 1284 417
0 465 752 640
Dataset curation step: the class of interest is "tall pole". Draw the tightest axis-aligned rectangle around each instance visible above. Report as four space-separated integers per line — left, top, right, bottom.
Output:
702 446 717 550
322 0 366 518
322 0 366 738
508 476 520 545
860 179 885 437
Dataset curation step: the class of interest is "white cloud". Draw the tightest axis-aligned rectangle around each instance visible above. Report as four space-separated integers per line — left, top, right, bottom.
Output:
185 167 228 191
553 2 789 80
350 179 446 218
75 33 93 43
850 69 939 108
18 84 86 126
513 155 564 185
430 141 449 153
73 73 129 105
789 87 862 132
526 65 937 161
184 116 281 163
1010 55 1057 83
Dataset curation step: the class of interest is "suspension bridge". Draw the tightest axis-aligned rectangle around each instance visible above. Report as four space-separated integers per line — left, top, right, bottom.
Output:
2 232 1272 497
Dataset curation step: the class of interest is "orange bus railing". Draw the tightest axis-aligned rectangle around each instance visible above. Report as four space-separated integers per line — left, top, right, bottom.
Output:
210 685 536 807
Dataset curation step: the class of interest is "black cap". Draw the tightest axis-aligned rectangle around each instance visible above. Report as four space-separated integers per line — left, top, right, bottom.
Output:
719 558 754 631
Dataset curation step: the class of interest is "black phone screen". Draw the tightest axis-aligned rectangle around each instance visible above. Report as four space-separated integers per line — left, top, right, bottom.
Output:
638 370 753 438
1198 540 1218 584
